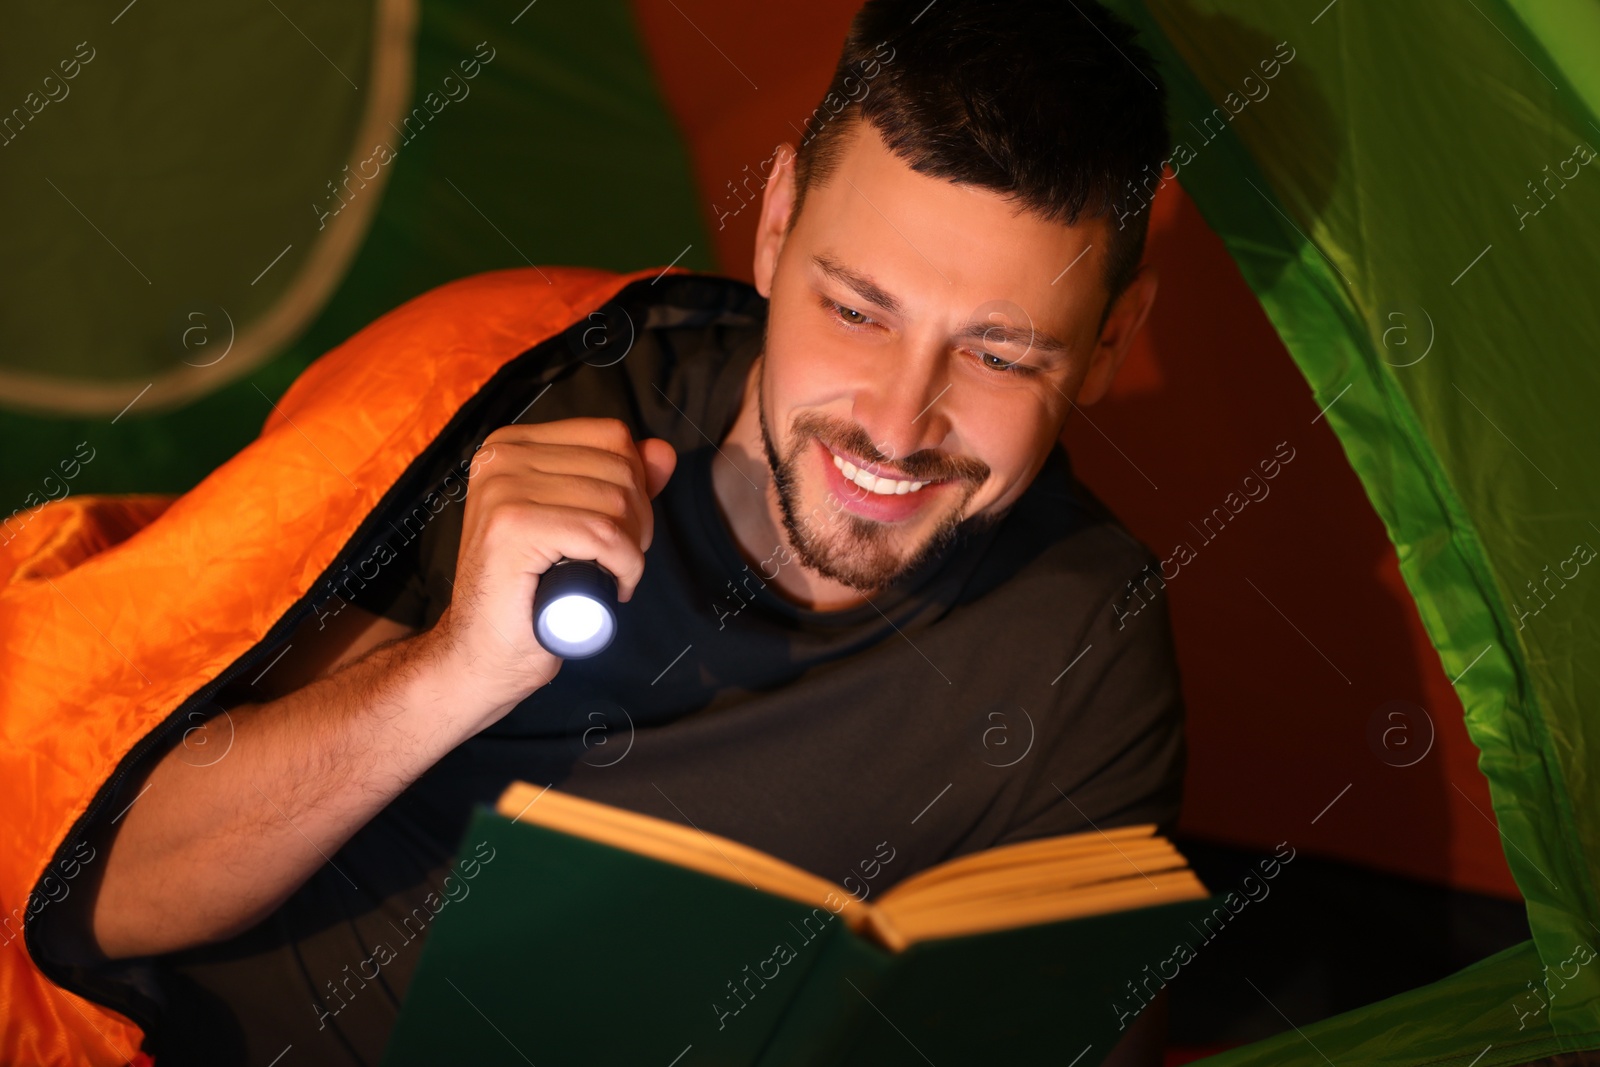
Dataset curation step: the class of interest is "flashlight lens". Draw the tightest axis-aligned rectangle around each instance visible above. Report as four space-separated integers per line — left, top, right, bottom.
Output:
545 594 606 643
531 558 619 658
535 591 616 658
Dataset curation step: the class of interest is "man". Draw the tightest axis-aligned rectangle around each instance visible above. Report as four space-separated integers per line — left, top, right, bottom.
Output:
33 0 1182 1062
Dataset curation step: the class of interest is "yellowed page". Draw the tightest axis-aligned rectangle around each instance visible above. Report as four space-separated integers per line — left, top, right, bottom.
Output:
880 824 1159 901
872 869 1209 951
884 844 1188 911
495 781 873 932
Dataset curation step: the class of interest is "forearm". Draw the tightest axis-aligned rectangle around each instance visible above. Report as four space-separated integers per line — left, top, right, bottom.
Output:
87 419 665 959
90 628 503 959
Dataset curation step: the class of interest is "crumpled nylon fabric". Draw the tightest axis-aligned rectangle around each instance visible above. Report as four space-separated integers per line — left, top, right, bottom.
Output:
0 264 661 1065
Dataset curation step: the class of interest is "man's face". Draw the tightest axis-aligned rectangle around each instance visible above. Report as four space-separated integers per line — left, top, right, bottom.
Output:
749 120 1137 595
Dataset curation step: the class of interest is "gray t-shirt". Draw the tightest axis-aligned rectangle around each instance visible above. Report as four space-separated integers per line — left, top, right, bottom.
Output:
143 272 1186 1065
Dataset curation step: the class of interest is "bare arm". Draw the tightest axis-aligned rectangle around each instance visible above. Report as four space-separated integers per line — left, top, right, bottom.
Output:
88 418 679 960
89 605 509 958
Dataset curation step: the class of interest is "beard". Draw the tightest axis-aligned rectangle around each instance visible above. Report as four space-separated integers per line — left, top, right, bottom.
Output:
755 359 1003 594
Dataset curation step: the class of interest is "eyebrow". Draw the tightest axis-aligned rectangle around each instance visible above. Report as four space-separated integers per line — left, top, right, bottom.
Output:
814 253 905 315
811 252 1075 358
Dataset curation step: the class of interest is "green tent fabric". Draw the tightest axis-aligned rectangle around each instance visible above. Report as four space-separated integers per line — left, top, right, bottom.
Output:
0 0 712 509
1104 0 1600 1061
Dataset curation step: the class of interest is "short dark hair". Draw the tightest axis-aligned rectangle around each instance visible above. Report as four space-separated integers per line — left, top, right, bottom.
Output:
790 0 1170 305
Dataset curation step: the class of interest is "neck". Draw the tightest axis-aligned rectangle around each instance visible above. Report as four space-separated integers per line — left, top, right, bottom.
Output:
708 356 874 612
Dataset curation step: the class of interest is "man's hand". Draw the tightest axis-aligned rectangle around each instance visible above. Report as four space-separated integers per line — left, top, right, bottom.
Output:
88 417 675 960
428 418 677 722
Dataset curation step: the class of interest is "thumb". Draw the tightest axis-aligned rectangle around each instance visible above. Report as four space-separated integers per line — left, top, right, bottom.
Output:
637 438 678 499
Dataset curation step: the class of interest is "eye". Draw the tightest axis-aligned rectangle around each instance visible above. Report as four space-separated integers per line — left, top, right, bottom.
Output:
827 300 872 327
973 349 1035 376
837 304 868 324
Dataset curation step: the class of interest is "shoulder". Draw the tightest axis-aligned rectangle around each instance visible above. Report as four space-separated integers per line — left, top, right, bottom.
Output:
955 442 1182 742
964 443 1162 625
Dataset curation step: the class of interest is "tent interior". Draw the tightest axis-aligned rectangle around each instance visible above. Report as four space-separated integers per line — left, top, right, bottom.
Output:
2 0 1596 1064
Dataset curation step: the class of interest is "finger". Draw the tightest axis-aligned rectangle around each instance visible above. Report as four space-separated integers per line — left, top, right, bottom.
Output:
480 443 641 503
488 427 665 539
478 448 653 552
496 470 647 547
484 501 650 603
488 418 646 487
476 436 642 487
486 417 649 496
637 438 678 500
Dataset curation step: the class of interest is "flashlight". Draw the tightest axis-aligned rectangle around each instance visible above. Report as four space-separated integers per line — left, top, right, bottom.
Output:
532 558 619 659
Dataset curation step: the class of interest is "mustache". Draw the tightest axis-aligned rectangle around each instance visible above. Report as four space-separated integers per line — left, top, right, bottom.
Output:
791 411 988 485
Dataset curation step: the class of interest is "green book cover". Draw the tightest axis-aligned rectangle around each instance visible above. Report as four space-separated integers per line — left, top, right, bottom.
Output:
381 806 1220 1067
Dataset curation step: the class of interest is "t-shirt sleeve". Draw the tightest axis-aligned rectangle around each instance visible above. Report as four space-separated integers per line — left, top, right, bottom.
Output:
339 525 431 629
331 470 469 632
992 558 1188 846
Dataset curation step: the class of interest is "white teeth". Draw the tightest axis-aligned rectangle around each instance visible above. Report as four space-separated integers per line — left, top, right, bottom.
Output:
832 451 927 495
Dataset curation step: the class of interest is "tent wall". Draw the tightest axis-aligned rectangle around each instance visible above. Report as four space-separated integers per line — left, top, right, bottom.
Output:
0 0 714 507
1105 0 1600 1053
4 0 1595 1061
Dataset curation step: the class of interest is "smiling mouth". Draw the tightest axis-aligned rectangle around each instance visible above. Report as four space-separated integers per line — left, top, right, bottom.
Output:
823 442 948 497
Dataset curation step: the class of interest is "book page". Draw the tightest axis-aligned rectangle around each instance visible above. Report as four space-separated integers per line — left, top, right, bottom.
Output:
870 829 1209 951
495 782 874 933
882 825 1162 899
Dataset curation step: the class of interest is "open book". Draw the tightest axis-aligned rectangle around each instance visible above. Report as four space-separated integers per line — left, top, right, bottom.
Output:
493 780 1209 953
381 782 1218 1067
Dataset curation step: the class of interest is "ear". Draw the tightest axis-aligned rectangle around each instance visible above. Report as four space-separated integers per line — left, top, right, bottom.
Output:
752 143 798 298
1075 265 1158 407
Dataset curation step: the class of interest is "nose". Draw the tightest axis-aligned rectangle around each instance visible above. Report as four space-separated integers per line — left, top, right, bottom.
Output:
849 338 953 470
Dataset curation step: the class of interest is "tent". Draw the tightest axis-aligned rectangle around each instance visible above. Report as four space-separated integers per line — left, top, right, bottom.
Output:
1 0 1596 1063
